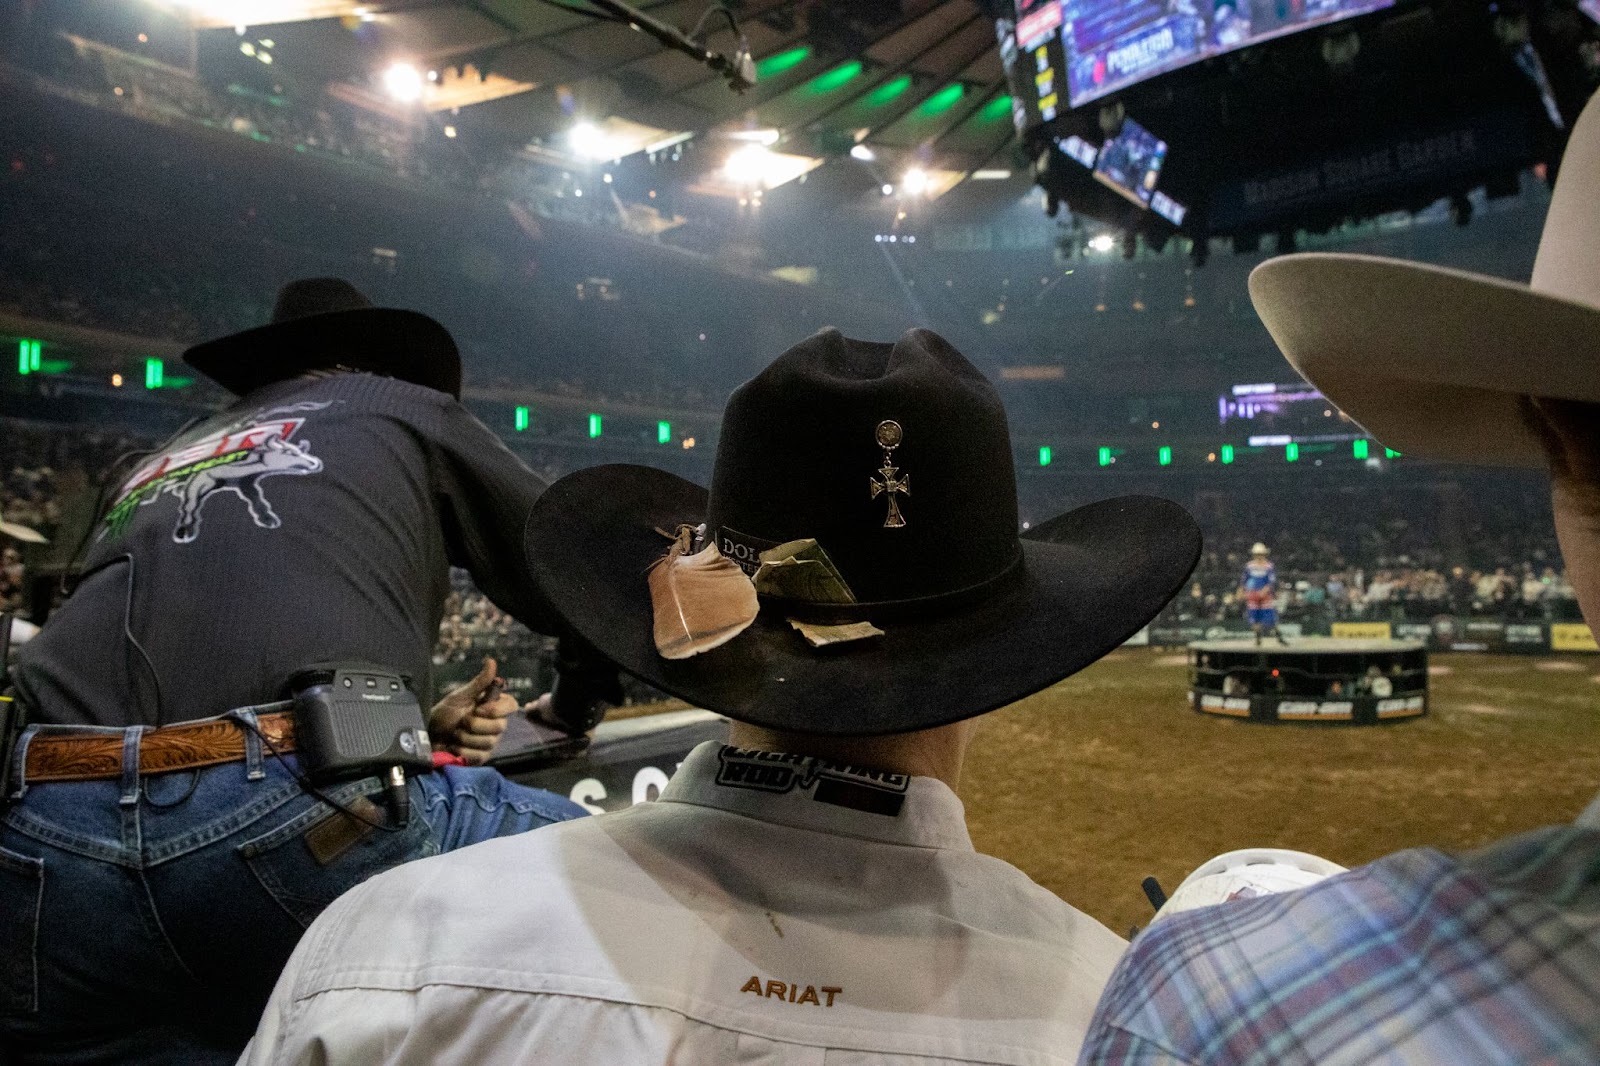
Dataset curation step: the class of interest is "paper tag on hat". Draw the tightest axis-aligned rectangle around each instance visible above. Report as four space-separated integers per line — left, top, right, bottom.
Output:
789 618 884 648
754 539 857 604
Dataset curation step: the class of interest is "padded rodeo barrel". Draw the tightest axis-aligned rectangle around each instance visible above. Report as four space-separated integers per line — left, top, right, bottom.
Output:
1188 638 1428 724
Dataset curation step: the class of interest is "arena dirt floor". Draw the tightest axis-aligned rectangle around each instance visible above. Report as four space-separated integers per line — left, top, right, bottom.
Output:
622 649 1600 936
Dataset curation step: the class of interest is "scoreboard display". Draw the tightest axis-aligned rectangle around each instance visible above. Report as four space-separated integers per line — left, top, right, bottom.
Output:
1013 0 1395 120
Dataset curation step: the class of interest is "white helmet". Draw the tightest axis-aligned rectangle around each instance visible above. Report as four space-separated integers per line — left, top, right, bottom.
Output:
1152 849 1345 922
1250 542 1270 555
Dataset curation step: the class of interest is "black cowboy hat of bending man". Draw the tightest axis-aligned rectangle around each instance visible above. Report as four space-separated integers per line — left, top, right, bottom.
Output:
184 276 462 398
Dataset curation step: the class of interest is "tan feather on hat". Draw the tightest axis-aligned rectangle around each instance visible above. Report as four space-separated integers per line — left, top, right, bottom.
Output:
1248 89 1600 468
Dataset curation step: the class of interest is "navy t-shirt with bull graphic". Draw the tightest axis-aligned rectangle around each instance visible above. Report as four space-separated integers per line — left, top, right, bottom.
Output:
13 373 558 727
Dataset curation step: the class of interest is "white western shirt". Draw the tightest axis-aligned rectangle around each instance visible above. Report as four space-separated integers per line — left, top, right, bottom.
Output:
240 742 1126 1065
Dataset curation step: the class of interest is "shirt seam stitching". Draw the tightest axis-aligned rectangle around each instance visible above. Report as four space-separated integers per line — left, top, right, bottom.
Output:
286 977 1078 1063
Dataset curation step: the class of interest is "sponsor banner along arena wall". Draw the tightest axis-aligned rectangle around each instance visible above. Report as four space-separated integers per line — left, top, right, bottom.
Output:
1145 619 1597 653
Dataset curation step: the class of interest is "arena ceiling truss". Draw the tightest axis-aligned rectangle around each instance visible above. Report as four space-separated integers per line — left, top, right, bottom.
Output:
160 0 1018 197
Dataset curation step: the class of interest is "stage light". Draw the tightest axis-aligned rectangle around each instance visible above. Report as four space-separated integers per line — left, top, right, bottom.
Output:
1087 234 1116 253
602 173 612 183
866 76 912 106
1285 443 1300 462
568 121 617 160
1038 446 1053 467
514 406 530 432
1385 447 1402 459
881 183 894 196
850 144 875 161
1159 446 1172 466
657 421 672 444
16 339 40 375
804 61 862 95
724 143 775 186
111 373 123 387
1097 446 1112 467
588 413 603 438
1221 445 1235 464
918 83 964 116
144 358 164 389
1353 439 1369 459
682 437 696 449
901 168 931 197
755 46 810 80
382 63 425 103
444 125 456 138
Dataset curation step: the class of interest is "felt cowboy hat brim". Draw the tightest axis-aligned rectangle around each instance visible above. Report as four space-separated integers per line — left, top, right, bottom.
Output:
183 306 462 398
1249 253 1600 468
1248 88 1600 468
525 464 1201 737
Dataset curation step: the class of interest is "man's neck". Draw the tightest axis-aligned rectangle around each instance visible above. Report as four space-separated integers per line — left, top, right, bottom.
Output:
725 719 977 792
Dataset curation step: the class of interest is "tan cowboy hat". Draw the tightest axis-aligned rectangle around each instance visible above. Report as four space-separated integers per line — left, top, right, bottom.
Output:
0 505 47 544
1247 89 1600 468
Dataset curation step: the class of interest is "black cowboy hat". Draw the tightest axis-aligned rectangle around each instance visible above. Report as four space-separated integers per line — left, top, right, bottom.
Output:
525 328 1201 736
183 278 462 398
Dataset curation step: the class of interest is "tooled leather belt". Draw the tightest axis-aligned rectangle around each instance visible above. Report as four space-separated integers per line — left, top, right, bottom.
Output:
22 711 297 783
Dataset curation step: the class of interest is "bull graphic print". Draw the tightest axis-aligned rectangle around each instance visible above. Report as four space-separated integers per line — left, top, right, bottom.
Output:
104 406 329 543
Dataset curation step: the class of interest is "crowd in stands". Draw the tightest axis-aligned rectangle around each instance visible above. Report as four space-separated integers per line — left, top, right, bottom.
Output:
435 572 551 669
0 422 147 613
1174 555 1581 626
2 419 1584 639
10 29 713 252
1172 486 1577 624
25 32 480 189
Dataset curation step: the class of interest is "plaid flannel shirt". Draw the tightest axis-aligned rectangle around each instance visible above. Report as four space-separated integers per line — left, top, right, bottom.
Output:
1079 793 1600 1065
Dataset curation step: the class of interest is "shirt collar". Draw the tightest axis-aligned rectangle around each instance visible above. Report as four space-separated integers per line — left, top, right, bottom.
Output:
659 742 974 852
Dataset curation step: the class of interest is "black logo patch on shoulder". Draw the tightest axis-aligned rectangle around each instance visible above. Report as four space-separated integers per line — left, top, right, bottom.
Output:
714 746 908 817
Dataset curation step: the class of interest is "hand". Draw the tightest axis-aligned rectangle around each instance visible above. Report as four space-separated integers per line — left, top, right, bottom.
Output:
525 692 555 725
428 657 519 766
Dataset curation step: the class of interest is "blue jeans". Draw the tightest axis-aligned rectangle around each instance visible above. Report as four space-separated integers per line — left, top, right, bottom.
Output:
0 707 586 1065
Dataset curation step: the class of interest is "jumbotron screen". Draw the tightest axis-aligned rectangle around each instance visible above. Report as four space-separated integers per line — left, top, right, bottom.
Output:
1013 0 1395 120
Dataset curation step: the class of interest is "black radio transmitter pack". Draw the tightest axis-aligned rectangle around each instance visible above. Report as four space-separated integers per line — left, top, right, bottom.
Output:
288 663 434 827
288 664 434 782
